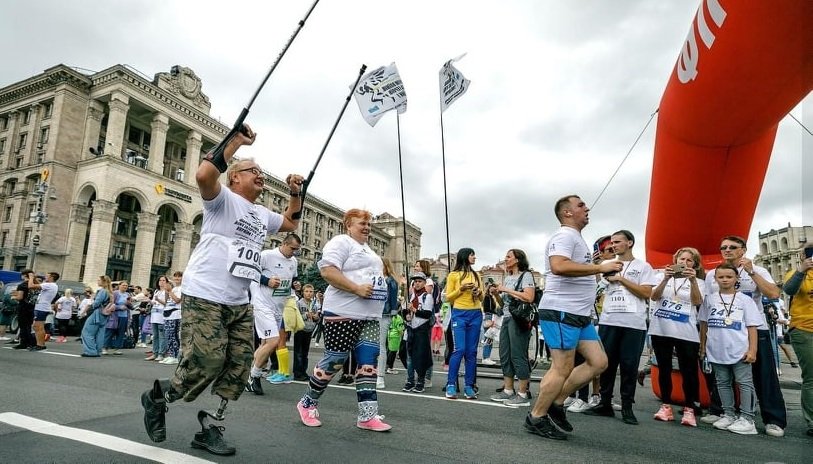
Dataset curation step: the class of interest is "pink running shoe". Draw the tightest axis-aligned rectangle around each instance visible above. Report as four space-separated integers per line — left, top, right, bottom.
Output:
680 407 697 427
357 415 392 432
653 404 674 421
297 401 321 427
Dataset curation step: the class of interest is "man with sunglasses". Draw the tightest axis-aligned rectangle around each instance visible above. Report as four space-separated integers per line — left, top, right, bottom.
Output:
246 233 302 392
140 125 303 455
704 235 787 437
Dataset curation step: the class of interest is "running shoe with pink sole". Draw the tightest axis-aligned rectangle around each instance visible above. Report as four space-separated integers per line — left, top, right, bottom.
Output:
297 402 321 427
357 415 392 432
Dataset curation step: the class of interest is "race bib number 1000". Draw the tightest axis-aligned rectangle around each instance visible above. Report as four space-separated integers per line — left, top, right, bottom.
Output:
228 239 261 282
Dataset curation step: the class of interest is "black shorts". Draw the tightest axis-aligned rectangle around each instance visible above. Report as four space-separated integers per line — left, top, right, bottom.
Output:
34 310 50 322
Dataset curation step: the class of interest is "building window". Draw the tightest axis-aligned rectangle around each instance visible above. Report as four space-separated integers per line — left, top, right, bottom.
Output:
38 127 49 146
42 103 53 120
127 125 151 154
22 229 31 246
17 132 27 151
14 156 23 169
22 110 31 126
0 116 7 131
0 138 5 154
0 231 7 248
4 179 16 196
3 206 12 222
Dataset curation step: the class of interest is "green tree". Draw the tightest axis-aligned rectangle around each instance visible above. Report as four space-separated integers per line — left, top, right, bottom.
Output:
300 263 328 293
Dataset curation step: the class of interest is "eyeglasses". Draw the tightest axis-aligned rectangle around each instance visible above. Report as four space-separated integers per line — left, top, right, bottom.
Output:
720 245 742 251
237 167 262 176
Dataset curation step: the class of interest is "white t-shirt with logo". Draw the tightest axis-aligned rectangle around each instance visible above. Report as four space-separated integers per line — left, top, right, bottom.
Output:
151 289 166 325
699 292 763 364
705 265 773 330
183 187 283 305
318 234 385 320
165 287 183 321
649 274 705 342
55 296 76 320
250 247 298 317
599 258 658 331
539 226 595 317
34 282 59 313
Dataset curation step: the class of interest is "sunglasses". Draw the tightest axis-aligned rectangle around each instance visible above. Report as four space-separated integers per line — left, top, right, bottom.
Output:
720 245 742 251
237 167 262 176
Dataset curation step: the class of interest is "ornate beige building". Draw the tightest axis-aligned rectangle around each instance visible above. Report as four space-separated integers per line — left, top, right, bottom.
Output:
0 64 420 287
754 223 813 283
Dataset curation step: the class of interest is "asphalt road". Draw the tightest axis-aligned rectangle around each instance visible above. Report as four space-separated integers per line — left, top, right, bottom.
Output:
0 341 809 463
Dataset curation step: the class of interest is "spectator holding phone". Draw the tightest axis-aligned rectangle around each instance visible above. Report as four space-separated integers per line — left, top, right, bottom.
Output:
649 247 705 426
782 241 813 438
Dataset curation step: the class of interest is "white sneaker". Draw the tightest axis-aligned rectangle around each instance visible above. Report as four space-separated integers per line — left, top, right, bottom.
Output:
376 377 386 389
567 398 592 413
481 358 497 366
165 357 179 364
712 415 737 430
700 414 721 424
765 424 785 437
0 336 10 341
563 396 576 408
611 399 622 411
314 342 319 347
588 394 601 407
727 417 757 435
425 379 433 388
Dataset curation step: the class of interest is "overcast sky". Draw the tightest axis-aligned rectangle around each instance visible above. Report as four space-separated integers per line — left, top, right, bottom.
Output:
1 0 809 270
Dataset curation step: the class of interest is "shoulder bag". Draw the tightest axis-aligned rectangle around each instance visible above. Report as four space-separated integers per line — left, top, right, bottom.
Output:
507 271 537 331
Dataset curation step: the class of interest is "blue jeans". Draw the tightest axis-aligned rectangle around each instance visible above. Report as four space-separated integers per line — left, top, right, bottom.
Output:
152 323 166 356
105 315 129 349
80 310 108 356
446 309 483 388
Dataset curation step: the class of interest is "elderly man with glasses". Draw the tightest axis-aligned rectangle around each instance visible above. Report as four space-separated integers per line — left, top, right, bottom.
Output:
703 235 787 437
140 125 303 455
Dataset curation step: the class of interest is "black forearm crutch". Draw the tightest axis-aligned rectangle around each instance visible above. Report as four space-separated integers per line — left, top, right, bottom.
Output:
204 0 320 171
293 64 367 219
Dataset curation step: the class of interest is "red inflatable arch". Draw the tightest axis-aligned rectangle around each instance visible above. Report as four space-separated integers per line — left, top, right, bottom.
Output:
646 0 813 269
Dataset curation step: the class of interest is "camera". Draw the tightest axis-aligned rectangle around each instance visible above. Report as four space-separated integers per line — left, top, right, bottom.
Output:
670 264 686 277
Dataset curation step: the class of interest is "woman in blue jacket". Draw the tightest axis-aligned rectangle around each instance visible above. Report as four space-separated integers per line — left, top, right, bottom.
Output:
80 276 114 357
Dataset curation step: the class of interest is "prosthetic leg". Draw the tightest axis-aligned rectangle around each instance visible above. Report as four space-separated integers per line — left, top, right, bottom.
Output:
191 397 236 456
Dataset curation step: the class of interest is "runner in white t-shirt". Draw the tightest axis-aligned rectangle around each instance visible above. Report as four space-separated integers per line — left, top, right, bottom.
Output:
586 230 657 425
296 209 391 432
649 247 706 426
140 125 303 456
704 235 787 437
699 263 762 435
28 272 59 351
245 234 300 393
526 195 622 441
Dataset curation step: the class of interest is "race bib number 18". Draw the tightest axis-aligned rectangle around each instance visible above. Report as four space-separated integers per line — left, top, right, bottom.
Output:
228 239 261 282
368 275 387 301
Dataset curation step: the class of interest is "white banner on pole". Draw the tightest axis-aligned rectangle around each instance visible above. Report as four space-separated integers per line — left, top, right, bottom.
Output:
439 53 470 112
353 62 407 127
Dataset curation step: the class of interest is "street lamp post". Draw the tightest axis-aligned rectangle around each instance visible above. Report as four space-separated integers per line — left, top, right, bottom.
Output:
27 169 51 269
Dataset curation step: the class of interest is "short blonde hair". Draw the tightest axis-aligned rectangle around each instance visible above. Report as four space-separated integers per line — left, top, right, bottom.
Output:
226 157 258 187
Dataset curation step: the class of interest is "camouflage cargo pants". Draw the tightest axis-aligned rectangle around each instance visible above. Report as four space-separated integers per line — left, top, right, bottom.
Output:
170 295 254 402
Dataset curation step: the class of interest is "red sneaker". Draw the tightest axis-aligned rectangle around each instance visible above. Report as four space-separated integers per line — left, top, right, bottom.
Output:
680 407 697 427
357 415 392 432
653 404 674 421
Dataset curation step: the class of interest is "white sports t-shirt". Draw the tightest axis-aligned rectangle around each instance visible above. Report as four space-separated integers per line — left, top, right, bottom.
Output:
164 287 182 321
649 274 705 342
150 290 166 325
599 259 657 331
34 282 59 313
318 234 385 320
183 187 283 305
250 248 298 317
705 265 773 330
699 292 763 364
55 296 75 320
539 226 595 316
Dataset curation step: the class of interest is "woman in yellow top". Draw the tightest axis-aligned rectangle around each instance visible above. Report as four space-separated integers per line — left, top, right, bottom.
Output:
444 248 484 399
783 241 813 437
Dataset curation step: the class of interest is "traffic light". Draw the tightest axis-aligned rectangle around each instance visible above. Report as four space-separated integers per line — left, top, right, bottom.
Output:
32 235 40 247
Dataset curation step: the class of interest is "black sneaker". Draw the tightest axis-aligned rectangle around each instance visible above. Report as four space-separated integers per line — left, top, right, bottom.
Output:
402 382 415 392
294 374 309 382
140 382 168 442
337 375 354 385
621 406 638 425
584 402 615 417
12 344 29 350
191 424 236 456
245 377 264 395
548 403 573 432
412 383 425 393
524 413 567 441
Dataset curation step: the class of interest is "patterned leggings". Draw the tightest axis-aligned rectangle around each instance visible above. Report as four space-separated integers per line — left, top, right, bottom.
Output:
300 318 381 421
164 319 180 358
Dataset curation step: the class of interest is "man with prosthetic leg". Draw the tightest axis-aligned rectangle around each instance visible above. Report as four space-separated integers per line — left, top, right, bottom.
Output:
140 125 303 455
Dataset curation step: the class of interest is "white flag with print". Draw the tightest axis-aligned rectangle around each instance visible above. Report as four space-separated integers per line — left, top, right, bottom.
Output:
353 63 408 127
439 53 470 112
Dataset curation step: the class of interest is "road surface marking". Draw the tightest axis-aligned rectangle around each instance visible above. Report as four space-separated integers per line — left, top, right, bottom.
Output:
0 412 214 464
1 347 79 357
292 381 516 408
